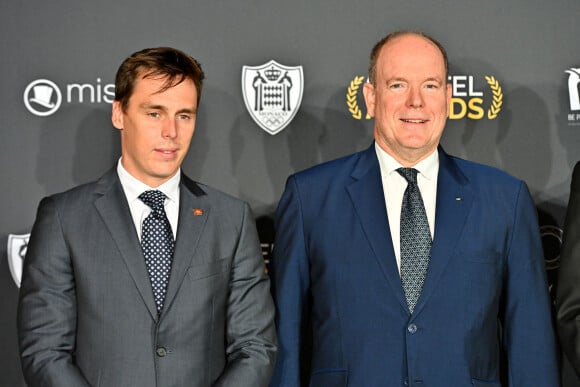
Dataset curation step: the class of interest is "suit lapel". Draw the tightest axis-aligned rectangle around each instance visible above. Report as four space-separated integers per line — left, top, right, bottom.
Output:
93 170 158 319
346 145 408 311
412 148 474 316
161 175 208 317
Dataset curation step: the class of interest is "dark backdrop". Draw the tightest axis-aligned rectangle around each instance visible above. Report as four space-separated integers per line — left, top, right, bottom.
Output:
2 1 580 384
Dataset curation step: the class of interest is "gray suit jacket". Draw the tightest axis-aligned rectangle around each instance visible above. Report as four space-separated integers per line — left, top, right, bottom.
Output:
17 169 277 387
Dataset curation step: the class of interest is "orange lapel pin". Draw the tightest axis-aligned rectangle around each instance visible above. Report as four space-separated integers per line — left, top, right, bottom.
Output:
192 208 204 216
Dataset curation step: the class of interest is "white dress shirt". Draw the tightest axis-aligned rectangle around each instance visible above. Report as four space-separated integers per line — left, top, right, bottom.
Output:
375 143 439 272
116 158 180 241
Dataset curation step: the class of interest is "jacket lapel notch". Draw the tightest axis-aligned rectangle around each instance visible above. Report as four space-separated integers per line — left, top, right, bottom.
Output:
93 171 159 319
412 150 473 315
161 180 209 315
347 146 409 310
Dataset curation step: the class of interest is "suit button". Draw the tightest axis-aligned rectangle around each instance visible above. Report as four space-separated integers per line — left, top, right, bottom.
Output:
156 347 167 357
407 324 418 334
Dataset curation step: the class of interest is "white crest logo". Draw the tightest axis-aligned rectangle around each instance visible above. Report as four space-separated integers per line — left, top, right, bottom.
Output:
566 68 580 111
7 233 30 288
242 60 304 135
24 79 62 116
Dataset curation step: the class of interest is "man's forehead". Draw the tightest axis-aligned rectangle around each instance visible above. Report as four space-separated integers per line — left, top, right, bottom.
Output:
380 35 442 59
377 41 445 77
134 75 195 93
127 77 197 109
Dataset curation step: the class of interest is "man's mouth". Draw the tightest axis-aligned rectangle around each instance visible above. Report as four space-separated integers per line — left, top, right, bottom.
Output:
401 119 427 124
156 148 179 157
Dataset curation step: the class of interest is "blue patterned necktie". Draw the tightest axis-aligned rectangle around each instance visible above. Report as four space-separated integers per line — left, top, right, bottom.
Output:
139 190 175 314
397 168 432 313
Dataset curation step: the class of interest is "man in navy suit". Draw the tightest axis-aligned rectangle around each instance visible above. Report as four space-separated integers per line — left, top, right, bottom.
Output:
269 31 559 386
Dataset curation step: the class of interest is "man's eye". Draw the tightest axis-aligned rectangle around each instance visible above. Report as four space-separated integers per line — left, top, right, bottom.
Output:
178 114 191 120
148 112 160 118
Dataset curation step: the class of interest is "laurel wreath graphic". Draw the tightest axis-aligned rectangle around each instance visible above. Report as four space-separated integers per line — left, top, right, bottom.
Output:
346 76 366 120
485 76 503 119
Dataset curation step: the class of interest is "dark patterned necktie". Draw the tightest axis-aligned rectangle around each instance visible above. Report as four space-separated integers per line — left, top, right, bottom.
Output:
397 168 432 313
139 190 175 314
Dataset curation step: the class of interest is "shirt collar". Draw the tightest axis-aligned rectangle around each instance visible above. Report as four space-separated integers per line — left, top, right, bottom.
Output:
116 158 181 204
375 143 439 182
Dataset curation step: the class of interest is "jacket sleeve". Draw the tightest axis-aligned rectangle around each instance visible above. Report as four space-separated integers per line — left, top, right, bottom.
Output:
557 161 580 377
501 181 559 386
213 202 278 387
17 196 91 386
269 176 312 387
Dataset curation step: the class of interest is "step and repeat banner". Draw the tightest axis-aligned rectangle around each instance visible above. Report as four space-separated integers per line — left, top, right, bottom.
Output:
2 0 580 385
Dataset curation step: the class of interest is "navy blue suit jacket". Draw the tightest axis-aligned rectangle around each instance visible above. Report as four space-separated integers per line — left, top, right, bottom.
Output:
270 144 558 386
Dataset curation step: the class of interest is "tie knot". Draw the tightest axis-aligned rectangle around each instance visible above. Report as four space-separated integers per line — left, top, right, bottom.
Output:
397 167 418 186
139 190 166 212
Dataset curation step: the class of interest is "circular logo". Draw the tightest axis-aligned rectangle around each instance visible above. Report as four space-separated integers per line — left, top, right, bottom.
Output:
24 79 62 117
540 225 563 271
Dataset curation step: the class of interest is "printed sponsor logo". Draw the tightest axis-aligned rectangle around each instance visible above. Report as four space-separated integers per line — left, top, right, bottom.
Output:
7 233 30 288
242 60 304 135
346 74 503 121
566 67 580 125
23 78 115 117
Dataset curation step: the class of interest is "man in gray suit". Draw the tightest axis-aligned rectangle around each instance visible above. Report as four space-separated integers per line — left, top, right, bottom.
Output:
17 47 277 387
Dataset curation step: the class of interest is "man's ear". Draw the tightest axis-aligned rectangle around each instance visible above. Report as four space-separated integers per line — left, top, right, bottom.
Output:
111 100 124 130
363 82 376 118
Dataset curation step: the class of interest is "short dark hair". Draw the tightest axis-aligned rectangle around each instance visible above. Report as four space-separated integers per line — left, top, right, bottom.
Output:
114 47 205 111
368 30 449 85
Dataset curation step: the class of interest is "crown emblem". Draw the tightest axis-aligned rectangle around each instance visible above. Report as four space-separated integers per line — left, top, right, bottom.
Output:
264 66 282 81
